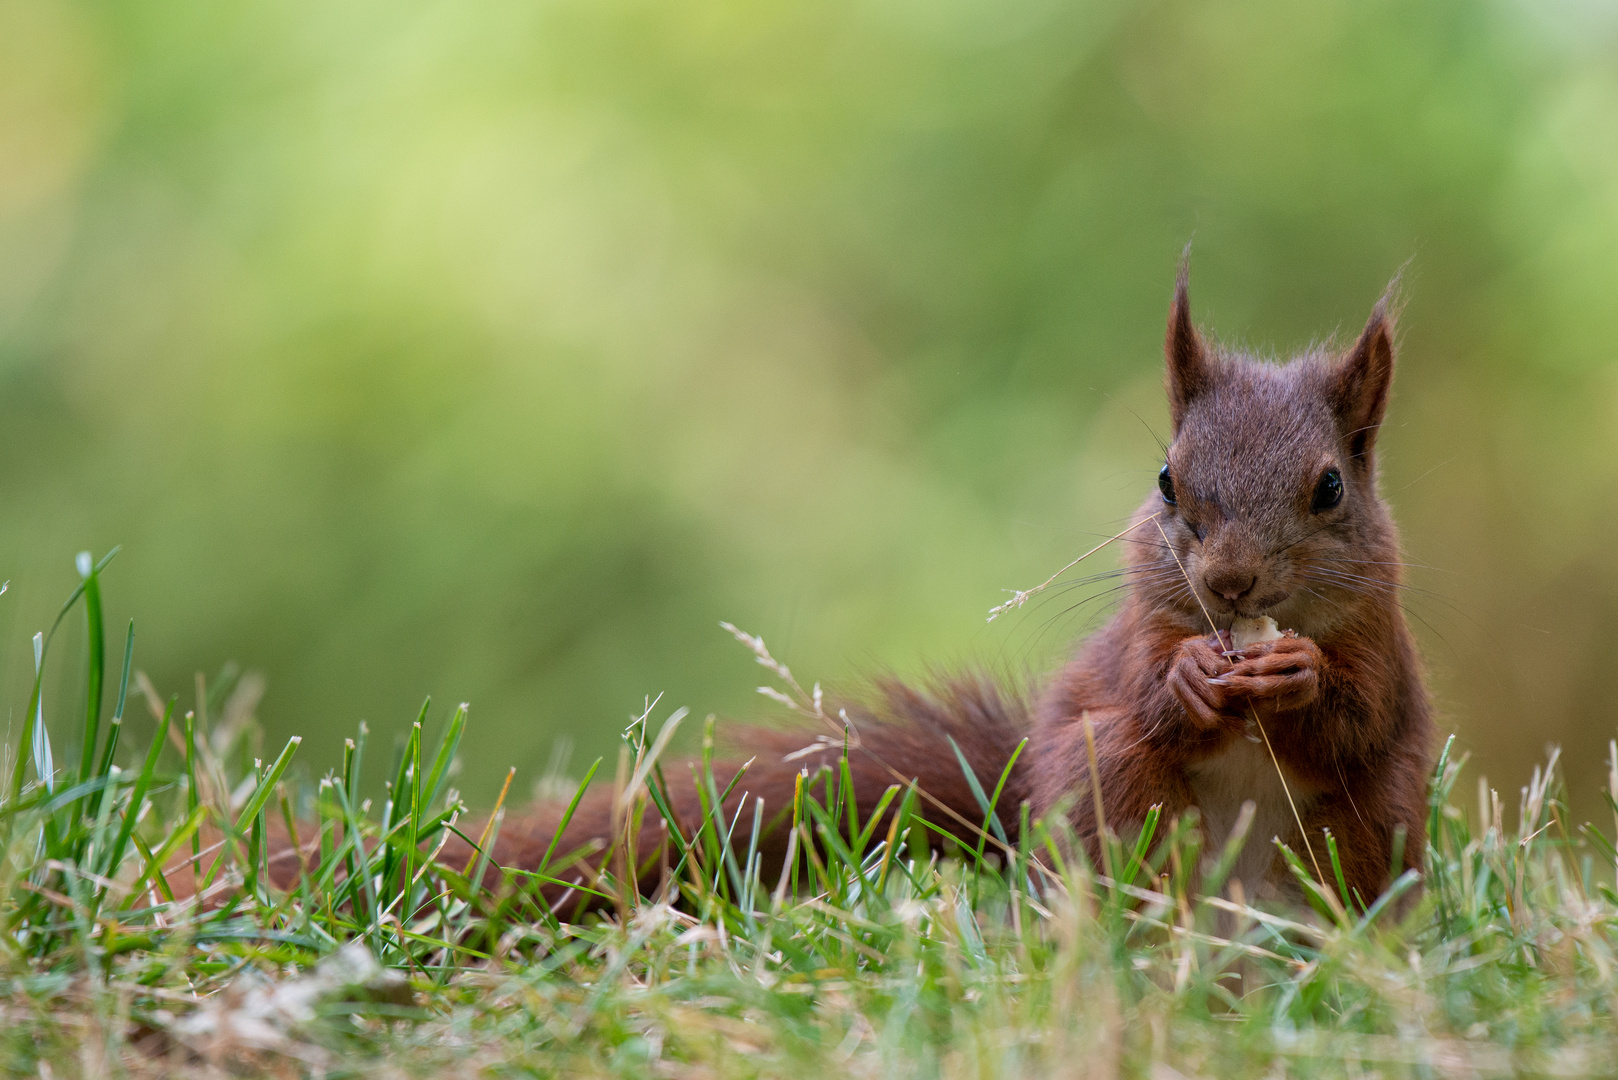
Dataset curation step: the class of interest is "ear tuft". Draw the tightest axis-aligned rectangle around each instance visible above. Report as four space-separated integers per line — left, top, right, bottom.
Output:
1330 284 1400 467
1164 249 1210 435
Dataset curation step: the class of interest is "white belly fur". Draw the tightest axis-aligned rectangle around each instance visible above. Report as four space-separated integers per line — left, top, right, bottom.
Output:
1186 738 1314 897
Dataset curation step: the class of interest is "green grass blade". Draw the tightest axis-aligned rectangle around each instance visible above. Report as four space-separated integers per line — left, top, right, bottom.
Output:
1276 839 1348 926
103 698 173 880
236 736 303 827
76 552 107 789
1119 804 1161 888
127 833 176 903
332 780 385 950
1323 828 1355 912
621 707 688 815
90 623 134 821
30 633 54 795
854 783 902 855
347 721 368 797
1355 868 1422 930
947 734 1014 851
530 756 604 886
422 702 468 810
384 713 424 841
9 550 122 804
96 621 135 784
1426 733 1458 932
121 803 209 909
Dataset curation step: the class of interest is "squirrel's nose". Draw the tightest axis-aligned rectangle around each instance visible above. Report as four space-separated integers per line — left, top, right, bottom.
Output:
1204 570 1257 603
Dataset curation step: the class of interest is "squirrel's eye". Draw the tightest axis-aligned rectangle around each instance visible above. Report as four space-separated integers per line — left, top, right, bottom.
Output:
1312 467 1344 512
1158 464 1176 506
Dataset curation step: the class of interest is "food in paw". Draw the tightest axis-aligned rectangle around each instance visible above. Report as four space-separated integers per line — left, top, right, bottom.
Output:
1230 615 1283 652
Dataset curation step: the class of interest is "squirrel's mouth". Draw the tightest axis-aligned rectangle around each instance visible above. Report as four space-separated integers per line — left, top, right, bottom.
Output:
1212 590 1290 622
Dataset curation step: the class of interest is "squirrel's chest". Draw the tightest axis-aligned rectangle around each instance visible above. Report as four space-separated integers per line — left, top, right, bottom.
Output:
1185 739 1316 895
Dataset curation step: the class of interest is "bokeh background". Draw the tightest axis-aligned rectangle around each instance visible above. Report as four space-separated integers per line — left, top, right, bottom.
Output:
3 0 1617 816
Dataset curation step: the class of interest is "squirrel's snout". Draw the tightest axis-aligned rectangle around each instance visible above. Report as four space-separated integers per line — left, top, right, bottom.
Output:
1203 568 1257 604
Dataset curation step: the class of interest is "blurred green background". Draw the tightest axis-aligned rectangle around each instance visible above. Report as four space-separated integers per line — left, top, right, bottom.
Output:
3 0 1617 814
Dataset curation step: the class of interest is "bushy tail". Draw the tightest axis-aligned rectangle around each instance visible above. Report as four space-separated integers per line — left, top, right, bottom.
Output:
451 674 1031 912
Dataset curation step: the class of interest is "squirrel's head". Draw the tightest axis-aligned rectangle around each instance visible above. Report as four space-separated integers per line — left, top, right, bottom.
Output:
1137 263 1402 638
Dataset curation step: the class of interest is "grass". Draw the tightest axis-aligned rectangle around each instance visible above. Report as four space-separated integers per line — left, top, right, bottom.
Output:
4 555 1618 1078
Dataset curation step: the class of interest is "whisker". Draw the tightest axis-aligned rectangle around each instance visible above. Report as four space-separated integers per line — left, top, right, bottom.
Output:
1034 566 1164 595
1269 523 1339 557
987 514 1162 622
1308 556 1449 573
1024 570 1184 635
1294 569 1487 644
1298 585 1343 610
1301 566 1464 608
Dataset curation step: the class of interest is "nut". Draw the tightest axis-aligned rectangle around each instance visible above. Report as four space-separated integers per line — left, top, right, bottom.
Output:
1230 616 1282 652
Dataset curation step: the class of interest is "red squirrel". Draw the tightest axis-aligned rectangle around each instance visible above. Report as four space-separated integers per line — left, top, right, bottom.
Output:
1021 266 1434 901
471 263 1436 910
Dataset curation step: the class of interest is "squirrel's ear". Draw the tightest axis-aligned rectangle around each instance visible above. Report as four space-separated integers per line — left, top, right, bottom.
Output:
1164 259 1211 435
1329 292 1397 468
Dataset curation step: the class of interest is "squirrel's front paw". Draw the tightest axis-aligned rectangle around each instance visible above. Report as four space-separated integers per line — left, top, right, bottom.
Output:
1167 636 1238 731
1211 636 1323 713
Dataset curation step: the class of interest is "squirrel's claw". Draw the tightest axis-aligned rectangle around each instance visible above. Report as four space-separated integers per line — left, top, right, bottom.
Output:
1217 636 1324 712
1167 635 1244 732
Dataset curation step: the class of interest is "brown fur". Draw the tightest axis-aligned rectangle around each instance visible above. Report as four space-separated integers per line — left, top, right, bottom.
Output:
439 675 1031 909
1030 272 1430 901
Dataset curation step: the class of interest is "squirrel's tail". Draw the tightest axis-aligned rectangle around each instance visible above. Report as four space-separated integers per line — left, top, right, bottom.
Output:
456 674 1031 912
